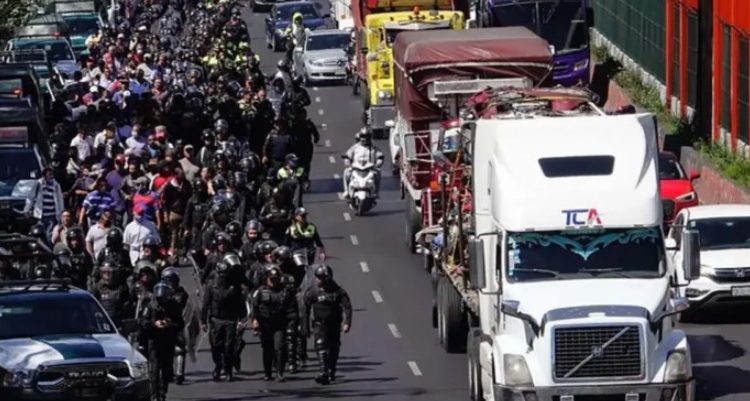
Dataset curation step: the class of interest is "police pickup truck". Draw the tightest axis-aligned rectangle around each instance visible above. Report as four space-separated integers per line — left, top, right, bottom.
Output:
0 280 150 401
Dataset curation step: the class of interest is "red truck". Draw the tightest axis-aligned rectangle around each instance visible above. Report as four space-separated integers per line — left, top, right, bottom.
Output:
390 27 554 253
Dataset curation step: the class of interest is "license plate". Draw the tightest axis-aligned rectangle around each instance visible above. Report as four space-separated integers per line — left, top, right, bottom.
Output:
76 388 100 398
335 71 346 75
731 286 750 297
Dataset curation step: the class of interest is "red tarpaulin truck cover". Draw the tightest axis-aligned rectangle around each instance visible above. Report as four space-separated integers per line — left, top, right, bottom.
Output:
393 27 553 122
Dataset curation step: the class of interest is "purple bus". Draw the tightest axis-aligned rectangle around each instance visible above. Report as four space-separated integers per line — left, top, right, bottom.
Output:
478 0 593 86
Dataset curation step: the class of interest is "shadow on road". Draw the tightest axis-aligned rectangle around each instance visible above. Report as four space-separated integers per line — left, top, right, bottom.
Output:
683 305 750 325
175 385 428 400
695 365 750 400
688 335 745 364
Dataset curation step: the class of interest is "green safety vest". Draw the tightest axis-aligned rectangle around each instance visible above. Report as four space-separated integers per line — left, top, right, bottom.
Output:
277 167 304 180
288 222 316 238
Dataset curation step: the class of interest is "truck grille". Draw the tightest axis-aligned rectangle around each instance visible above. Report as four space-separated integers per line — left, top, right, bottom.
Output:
36 361 130 390
662 200 676 220
553 396 645 401
553 325 643 381
709 267 750 283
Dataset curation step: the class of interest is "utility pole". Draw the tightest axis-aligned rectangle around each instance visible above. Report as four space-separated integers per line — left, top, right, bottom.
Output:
696 0 713 142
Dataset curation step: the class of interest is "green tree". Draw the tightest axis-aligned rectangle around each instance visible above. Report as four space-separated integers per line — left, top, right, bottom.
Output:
0 0 46 40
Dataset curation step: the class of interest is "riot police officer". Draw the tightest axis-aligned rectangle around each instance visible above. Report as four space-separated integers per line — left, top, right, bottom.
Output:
251 266 298 381
202 231 233 284
285 207 326 263
201 260 245 382
239 219 264 265
259 188 293 244
65 227 94 289
96 227 132 270
183 177 211 252
302 265 352 385
202 203 231 257
161 267 189 385
140 282 184 401
247 239 278 289
225 220 243 250
91 261 131 329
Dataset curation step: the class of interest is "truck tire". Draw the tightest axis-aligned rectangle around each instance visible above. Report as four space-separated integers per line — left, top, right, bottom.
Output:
404 196 420 253
423 250 433 273
440 276 467 353
436 277 446 344
431 266 440 328
468 328 483 401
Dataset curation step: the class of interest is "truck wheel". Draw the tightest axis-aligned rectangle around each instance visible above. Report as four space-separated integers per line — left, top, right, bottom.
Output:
468 328 483 401
431 267 440 328
436 277 446 343
404 196 420 253
423 250 433 273
440 277 467 353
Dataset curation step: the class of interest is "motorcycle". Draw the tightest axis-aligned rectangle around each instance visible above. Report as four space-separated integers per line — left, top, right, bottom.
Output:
342 157 378 216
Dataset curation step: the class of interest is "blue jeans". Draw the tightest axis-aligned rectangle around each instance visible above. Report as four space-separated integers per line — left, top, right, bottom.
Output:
41 216 57 244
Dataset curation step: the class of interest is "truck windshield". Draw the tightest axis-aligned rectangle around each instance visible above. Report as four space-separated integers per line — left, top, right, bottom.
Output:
506 227 664 281
0 296 115 339
688 217 750 250
61 14 99 35
16 40 74 63
493 0 588 54
0 148 40 196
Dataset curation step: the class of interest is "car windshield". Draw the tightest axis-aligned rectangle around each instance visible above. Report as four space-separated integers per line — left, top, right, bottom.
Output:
62 14 99 35
689 217 750 250
306 34 349 51
0 78 23 96
493 0 588 53
16 40 73 62
0 147 40 196
0 296 115 339
659 156 686 180
506 227 664 282
277 5 318 20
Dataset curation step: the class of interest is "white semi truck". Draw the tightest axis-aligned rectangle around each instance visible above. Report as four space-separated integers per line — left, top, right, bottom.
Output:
421 88 701 401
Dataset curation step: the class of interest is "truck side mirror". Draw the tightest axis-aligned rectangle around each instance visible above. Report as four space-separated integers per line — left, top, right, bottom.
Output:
681 229 701 281
468 238 486 290
586 6 595 27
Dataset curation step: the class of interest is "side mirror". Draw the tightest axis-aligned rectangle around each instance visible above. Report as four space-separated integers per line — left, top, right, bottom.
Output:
689 170 701 181
586 6 595 27
119 318 137 335
651 297 690 323
468 238 486 290
664 237 678 250
385 120 395 128
501 300 539 336
681 229 701 281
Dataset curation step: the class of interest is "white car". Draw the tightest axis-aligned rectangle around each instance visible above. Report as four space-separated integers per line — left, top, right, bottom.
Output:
667 204 750 308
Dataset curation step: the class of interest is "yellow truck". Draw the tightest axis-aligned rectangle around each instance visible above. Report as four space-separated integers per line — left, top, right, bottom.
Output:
355 6 464 137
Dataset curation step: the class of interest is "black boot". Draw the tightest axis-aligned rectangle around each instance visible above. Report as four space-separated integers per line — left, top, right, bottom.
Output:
212 368 221 382
314 350 330 385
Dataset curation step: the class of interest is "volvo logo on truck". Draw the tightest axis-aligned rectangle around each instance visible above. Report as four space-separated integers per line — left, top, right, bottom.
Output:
562 208 602 226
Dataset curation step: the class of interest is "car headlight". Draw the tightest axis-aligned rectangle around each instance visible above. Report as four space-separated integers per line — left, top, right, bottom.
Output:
377 90 392 100
573 58 589 71
275 28 285 36
309 59 324 67
2 369 32 388
503 354 533 386
129 361 149 380
700 264 715 277
665 350 690 382
676 191 697 202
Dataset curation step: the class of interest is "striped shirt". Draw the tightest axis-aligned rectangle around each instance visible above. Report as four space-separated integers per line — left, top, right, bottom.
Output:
40 182 57 219
82 190 116 222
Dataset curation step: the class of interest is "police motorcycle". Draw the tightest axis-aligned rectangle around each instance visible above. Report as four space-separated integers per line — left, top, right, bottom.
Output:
341 156 379 216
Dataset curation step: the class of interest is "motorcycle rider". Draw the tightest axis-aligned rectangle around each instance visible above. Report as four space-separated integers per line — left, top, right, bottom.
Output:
284 12 310 50
161 267 189 385
140 281 184 401
302 265 352 384
201 259 246 382
342 128 384 199
285 207 326 264
91 261 131 330
251 266 298 382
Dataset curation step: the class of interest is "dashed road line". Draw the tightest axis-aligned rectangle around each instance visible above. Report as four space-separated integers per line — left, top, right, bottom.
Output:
315 96 321 103
343 212 351 221
313 86 319 91
359 261 369 272
388 323 402 338
328 155 336 164
333 173 341 179
350 235 359 245
372 290 383 303
318 109 325 116
324 139 332 147
408 361 422 376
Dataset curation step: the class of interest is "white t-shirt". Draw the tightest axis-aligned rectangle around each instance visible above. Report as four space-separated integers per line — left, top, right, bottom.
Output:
123 219 159 266
85 223 108 259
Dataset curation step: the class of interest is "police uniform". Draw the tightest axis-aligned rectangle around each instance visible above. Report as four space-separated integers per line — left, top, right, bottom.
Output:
139 289 184 401
303 281 352 383
285 222 323 261
251 278 298 380
201 275 245 380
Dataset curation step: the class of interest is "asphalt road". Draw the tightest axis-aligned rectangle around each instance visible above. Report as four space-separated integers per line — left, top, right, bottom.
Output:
169 3 750 400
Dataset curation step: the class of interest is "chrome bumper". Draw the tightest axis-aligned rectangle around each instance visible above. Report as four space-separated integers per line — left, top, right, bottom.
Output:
494 379 694 401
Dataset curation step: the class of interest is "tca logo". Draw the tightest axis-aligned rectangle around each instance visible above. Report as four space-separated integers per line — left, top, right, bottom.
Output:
563 208 602 226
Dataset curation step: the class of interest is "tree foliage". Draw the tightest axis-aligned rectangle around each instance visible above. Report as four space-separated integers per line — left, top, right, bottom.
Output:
0 0 46 40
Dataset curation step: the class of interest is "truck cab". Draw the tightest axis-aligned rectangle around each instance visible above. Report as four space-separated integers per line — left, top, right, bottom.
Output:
461 94 700 400
55 1 104 57
358 7 464 136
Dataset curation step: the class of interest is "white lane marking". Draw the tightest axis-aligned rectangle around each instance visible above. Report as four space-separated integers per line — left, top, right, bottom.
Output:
333 173 341 179
328 155 336 164
372 290 383 303
343 212 351 221
318 109 325 116
388 323 402 338
337 192 345 201
324 139 332 147
315 96 321 103
359 261 369 272
313 86 319 91
350 235 359 245
408 361 423 376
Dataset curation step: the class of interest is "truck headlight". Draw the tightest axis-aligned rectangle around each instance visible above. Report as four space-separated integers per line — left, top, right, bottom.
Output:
503 354 533 386
665 350 690 382
676 191 696 202
377 90 392 100
700 265 715 277
573 58 589 71
130 361 149 380
2 369 32 388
